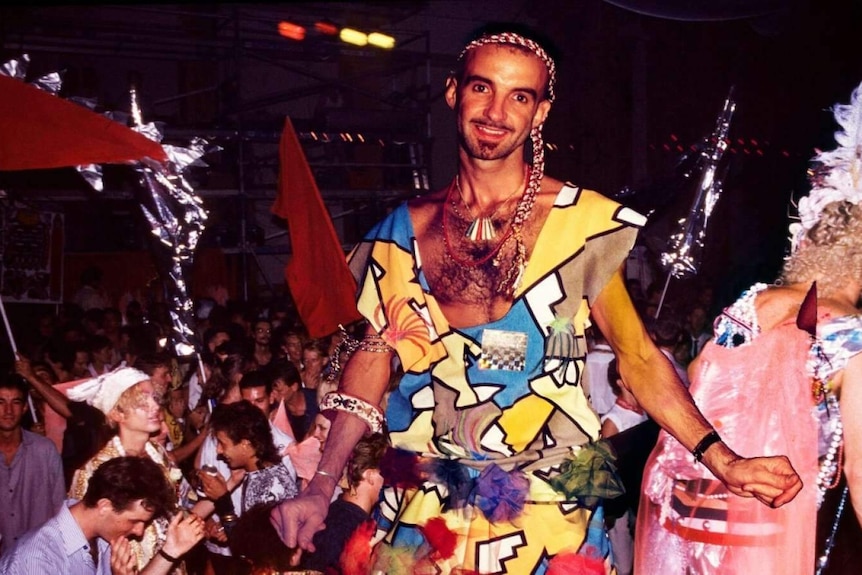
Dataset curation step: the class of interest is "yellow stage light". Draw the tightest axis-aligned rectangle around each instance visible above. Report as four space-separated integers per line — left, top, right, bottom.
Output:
339 28 368 46
367 32 395 49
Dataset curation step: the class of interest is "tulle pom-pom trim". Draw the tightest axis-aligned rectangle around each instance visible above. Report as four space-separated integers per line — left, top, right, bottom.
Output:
474 463 529 523
339 519 376 575
547 550 607 575
549 441 624 509
419 517 458 560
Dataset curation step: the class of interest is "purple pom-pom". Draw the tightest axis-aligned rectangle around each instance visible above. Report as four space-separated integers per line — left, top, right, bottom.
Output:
474 464 529 523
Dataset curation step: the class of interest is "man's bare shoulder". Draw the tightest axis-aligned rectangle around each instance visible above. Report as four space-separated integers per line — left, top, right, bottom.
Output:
408 188 447 210
541 177 631 210
540 175 566 194
543 177 614 197
541 175 610 210
533 175 562 206
407 188 447 231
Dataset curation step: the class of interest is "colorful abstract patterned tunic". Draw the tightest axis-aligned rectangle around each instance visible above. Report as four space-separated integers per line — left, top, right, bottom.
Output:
348 184 644 574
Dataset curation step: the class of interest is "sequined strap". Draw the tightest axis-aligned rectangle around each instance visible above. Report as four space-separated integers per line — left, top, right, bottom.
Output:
713 282 768 348
808 314 862 380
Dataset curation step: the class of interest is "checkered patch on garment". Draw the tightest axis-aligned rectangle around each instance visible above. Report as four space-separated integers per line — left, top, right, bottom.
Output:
479 329 527 371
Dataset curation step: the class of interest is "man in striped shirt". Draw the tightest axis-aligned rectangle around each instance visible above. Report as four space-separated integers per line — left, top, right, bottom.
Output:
0 456 204 575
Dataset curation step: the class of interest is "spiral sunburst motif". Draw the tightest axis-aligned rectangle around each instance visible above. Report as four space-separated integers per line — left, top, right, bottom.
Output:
374 296 431 351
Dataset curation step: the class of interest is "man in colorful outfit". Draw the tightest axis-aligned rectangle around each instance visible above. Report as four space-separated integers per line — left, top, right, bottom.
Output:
272 24 803 574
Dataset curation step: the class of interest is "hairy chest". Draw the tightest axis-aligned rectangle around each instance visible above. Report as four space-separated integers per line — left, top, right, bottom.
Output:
416 202 549 324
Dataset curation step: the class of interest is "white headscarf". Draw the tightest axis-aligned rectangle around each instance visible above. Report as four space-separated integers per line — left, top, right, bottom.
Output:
67 366 150 415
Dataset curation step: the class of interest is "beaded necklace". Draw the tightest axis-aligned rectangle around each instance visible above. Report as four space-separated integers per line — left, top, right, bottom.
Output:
453 171 525 242
806 315 850 508
496 143 543 295
443 179 515 268
457 32 552 296
815 386 844 508
442 159 541 295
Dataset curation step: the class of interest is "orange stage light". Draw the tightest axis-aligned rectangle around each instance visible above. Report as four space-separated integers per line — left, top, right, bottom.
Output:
278 21 306 41
314 21 339 36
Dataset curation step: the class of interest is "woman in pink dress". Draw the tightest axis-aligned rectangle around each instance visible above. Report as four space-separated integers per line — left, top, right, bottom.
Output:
635 81 862 575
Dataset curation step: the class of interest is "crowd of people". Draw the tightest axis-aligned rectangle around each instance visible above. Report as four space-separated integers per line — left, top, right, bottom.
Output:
0 249 715 575
2 285 383 574
1 21 861 575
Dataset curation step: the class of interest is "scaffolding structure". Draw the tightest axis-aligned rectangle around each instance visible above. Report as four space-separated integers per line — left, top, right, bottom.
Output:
0 4 437 299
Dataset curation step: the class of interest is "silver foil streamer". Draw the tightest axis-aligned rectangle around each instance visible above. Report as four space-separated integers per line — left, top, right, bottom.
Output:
33 71 63 96
660 89 736 278
133 153 212 358
113 83 215 357
77 164 104 192
1 54 29 79
6 54 215 358
68 96 98 111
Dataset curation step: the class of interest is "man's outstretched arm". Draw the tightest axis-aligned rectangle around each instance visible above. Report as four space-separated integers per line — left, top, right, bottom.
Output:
271 325 393 559
591 267 802 508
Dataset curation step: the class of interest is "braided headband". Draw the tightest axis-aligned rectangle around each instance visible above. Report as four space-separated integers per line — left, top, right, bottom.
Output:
459 32 557 103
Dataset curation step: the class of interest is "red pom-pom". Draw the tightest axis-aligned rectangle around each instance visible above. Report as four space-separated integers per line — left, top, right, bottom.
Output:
419 517 458 560
547 550 606 575
339 519 377 575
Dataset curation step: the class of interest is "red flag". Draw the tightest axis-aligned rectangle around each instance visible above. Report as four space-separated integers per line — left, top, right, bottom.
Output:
272 117 361 338
0 75 167 171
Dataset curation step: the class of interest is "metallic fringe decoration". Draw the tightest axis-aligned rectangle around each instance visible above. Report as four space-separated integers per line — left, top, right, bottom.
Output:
660 88 735 279
548 441 625 510
2 54 217 359
128 85 215 357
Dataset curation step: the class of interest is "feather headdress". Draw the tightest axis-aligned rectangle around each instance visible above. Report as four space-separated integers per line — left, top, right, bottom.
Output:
790 80 862 252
